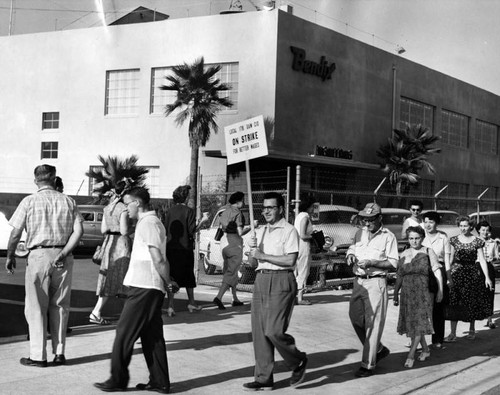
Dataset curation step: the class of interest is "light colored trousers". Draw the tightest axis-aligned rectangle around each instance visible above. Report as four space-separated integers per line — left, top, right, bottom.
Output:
25 248 73 361
294 240 311 291
349 277 388 370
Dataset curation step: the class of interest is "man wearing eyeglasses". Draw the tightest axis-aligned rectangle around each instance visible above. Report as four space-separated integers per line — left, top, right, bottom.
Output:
243 192 307 391
401 200 424 239
346 202 398 378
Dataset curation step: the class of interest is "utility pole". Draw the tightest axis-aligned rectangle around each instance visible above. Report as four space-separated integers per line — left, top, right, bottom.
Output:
9 0 14 36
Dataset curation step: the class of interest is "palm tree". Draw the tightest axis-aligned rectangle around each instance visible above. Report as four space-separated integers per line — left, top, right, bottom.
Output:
376 124 441 196
86 155 149 204
160 57 233 209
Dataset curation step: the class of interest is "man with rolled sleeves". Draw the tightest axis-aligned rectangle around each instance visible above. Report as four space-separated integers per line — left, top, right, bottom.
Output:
5 164 83 367
243 192 307 391
346 202 398 378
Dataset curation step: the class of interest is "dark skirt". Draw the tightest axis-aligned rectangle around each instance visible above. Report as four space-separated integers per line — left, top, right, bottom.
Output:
167 248 196 288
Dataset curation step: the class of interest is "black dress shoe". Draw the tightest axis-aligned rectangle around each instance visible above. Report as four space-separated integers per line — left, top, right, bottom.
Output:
242 381 274 391
213 297 226 310
94 379 127 392
136 382 170 393
354 367 373 378
290 357 307 387
232 300 244 307
20 357 47 368
53 354 66 365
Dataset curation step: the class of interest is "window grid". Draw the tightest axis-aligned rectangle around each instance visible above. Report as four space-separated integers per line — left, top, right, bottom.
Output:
441 109 469 148
42 112 60 129
41 142 58 159
150 62 238 115
475 120 498 155
105 69 140 115
399 97 433 132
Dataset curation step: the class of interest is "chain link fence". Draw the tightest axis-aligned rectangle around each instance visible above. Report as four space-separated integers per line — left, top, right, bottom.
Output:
196 168 500 294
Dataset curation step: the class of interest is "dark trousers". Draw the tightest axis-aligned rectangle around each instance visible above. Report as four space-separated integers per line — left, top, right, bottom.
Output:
251 271 306 384
432 266 447 344
110 287 170 389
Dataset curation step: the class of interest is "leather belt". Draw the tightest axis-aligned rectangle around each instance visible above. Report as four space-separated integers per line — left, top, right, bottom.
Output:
29 245 65 251
106 231 121 235
257 269 294 274
355 274 386 279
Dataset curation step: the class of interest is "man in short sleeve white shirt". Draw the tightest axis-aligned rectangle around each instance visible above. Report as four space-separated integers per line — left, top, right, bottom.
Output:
95 188 176 394
243 192 307 391
347 203 399 378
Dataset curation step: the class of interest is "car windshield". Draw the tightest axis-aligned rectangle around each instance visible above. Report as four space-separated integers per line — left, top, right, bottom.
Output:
382 213 407 225
439 213 459 226
315 210 355 224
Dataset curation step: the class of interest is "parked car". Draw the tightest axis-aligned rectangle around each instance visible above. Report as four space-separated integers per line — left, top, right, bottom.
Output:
198 208 265 281
0 210 29 257
421 209 460 238
76 205 105 252
469 211 500 239
310 204 359 251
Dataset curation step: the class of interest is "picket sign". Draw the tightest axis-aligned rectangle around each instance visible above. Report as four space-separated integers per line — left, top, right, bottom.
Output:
224 115 268 234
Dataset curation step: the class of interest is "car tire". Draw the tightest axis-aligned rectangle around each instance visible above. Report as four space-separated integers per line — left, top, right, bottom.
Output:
15 241 30 258
203 255 216 275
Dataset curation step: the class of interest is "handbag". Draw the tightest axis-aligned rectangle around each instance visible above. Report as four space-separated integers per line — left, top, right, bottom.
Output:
310 230 326 253
426 248 439 293
214 226 224 242
92 244 104 265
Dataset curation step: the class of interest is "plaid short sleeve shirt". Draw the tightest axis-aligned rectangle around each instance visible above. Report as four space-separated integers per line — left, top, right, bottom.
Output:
9 186 83 249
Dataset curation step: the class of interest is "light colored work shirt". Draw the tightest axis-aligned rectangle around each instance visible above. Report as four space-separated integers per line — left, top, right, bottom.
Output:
423 230 450 265
347 226 399 276
401 217 423 239
9 186 82 249
124 211 167 293
253 217 299 271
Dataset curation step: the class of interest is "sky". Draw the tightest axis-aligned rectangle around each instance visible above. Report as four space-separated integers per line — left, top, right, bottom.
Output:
1 0 499 96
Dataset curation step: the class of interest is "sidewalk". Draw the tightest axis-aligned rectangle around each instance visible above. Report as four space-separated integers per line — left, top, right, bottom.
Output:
0 259 499 394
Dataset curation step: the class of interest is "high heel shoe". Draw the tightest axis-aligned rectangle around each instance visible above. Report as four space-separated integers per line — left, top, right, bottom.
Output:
166 307 175 317
187 304 202 313
404 358 414 368
466 331 476 340
444 333 457 342
418 350 430 361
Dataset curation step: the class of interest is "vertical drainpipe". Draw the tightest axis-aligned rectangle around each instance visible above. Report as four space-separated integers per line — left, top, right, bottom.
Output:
392 64 397 134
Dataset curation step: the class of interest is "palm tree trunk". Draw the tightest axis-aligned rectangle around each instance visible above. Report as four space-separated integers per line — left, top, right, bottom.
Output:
188 141 199 209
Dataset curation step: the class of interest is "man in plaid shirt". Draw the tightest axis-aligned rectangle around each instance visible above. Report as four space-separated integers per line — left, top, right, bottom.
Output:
6 164 83 367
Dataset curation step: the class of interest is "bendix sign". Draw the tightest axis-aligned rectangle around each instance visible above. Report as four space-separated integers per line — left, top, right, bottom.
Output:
224 115 268 165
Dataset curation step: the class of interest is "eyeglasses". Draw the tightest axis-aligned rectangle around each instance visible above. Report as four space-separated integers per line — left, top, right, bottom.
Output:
410 208 422 212
124 200 138 207
360 217 377 223
262 206 278 212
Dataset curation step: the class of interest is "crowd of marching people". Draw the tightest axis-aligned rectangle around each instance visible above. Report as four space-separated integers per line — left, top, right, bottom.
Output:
3 165 497 393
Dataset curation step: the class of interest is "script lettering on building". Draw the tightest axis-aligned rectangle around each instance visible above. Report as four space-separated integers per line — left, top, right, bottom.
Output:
315 145 352 160
290 46 336 81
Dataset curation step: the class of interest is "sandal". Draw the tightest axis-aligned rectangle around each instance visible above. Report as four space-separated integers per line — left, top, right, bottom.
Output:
444 334 457 343
89 313 111 325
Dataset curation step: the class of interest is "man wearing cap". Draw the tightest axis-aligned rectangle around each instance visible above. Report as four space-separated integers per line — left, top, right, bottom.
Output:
5 164 83 367
346 202 398 378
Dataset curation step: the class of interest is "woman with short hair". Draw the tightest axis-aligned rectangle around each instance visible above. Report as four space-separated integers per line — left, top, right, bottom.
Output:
445 216 493 341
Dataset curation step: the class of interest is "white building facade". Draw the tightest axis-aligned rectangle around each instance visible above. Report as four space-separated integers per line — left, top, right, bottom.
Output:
0 11 278 197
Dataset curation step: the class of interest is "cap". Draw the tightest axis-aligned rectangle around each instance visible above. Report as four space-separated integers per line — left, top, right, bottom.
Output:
358 202 381 218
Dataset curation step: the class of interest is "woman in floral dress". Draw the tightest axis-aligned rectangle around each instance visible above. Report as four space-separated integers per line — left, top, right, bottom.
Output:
90 195 132 325
393 226 443 368
445 216 493 341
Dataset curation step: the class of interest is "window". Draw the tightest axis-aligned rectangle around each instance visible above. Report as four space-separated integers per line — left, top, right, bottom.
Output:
105 69 140 115
399 97 433 132
150 62 238 115
88 165 160 197
41 142 58 159
475 120 498 155
42 112 59 129
441 109 469 148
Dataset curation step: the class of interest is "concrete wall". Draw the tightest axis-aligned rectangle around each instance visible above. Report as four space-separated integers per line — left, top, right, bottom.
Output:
0 11 278 197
